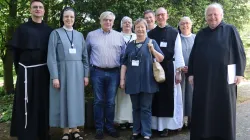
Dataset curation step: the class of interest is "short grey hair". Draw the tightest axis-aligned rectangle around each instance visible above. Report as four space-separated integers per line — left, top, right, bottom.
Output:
120 16 133 28
179 16 193 26
156 7 168 15
144 10 155 16
99 11 115 21
134 18 148 29
205 3 224 19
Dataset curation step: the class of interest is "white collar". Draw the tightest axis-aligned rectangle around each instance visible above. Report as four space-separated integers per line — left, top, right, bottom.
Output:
63 26 73 31
181 33 192 37
121 31 133 36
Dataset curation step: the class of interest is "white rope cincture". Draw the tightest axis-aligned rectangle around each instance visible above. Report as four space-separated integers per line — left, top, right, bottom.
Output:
18 62 47 129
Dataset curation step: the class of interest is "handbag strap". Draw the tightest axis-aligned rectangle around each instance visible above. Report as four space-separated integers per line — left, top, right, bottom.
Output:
148 39 154 62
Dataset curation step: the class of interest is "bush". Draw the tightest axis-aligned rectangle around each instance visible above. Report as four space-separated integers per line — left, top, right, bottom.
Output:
0 87 14 122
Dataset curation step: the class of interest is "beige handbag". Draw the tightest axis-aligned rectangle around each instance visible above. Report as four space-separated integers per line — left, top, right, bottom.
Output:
148 39 165 83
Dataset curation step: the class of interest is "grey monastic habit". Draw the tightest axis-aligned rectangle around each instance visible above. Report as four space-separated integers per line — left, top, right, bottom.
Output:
47 28 89 128
180 33 195 117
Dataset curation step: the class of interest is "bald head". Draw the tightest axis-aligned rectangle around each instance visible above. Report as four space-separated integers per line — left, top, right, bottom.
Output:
205 3 223 29
156 7 167 15
155 7 168 27
205 3 224 19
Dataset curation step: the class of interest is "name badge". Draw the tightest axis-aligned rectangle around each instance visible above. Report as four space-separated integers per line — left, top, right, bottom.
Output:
69 48 76 54
160 42 167 47
132 60 139 66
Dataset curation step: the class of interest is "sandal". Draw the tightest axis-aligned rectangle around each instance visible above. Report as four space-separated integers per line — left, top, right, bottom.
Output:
71 131 84 140
61 133 71 140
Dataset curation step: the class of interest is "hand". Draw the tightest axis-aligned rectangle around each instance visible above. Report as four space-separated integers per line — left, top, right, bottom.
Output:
235 76 243 85
120 79 125 89
175 72 182 84
53 79 60 89
188 76 194 87
148 42 155 53
84 77 89 86
182 66 188 73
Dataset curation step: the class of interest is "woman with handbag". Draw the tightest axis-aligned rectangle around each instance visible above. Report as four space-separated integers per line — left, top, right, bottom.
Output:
120 18 164 140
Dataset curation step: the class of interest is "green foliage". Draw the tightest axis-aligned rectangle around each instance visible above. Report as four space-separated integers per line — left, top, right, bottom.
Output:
69 0 250 35
0 0 250 54
0 0 250 94
0 87 14 122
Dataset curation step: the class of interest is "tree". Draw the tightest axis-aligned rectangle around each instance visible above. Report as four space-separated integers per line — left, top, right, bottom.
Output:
0 0 18 94
0 0 249 94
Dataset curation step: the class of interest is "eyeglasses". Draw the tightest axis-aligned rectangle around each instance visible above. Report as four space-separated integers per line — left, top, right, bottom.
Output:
32 6 44 10
156 13 166 17
123 21 132 24
103 19 113 22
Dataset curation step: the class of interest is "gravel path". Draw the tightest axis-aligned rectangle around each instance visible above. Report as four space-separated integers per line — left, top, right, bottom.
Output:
2 82 250 140
49 82 250 140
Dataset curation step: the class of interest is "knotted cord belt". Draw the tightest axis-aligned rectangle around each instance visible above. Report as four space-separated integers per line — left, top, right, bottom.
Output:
18 62 47 129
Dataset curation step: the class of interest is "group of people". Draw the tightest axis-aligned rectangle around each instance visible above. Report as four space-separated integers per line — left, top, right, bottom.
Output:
9 0 246 140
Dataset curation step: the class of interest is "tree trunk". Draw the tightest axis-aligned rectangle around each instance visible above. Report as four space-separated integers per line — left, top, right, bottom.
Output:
3 0 17 94
44 0 49 23
3 49 14 94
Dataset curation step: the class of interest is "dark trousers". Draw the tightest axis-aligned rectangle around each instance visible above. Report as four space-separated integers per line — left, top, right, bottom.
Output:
130 92 154 137
90 67 120 131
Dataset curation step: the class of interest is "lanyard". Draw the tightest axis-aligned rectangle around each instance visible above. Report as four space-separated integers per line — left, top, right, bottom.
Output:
64 29 74 48
125 35 132 46
133 39 146 57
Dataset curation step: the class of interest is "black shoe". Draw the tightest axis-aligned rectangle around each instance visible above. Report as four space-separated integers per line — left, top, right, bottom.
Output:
127 123 133 129
159 129 168 137
119 123 127 130
130 134 141 140
107 130 120 138
95 130 104 139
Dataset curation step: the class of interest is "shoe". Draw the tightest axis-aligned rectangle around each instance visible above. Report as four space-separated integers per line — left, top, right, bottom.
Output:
127 123 133 129
119 123 127 130
130 134 141 140
71 131 83 140
61 133 71 140
107 129 120 138
95 130 104 139
143 136 151 140
159 129 168 137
